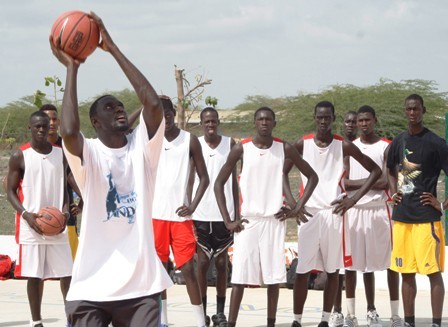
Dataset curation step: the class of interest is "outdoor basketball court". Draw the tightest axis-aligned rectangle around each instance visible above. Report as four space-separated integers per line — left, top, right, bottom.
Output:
1 278 446 326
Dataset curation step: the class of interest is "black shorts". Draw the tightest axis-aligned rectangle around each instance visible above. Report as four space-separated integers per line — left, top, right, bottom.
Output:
65 293 160 327
194 221 233 259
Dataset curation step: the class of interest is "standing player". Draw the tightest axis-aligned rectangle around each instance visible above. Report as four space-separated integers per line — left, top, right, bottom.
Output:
152 97 210 327
330 110 359 327
191 107 238 327
343 111 358 142
343 105 401 327
6 111 72 327
284 101 381 327
51 12 173 326
215 107 319 327
39 104 82 260
387 94 446 327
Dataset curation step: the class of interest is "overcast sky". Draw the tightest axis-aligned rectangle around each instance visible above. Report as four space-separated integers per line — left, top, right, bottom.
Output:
2 0 448 109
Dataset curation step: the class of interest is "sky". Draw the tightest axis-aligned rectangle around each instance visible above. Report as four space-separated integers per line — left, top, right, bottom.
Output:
2 0 448 109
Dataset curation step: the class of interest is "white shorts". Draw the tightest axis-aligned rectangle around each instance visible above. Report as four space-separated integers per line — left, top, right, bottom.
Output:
346 203 392 272
296 208 351 274
231 216 286 285
17 243 73 279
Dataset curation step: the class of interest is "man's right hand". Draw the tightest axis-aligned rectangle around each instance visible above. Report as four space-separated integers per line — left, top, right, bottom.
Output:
22 211 43 235
49 35 82 68
225 219 248 233
391 191 403 205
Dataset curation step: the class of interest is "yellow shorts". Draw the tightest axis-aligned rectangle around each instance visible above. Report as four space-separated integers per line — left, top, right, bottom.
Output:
390 221 445 275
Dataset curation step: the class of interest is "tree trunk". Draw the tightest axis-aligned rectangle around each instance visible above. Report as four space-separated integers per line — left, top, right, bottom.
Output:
175 68 186 129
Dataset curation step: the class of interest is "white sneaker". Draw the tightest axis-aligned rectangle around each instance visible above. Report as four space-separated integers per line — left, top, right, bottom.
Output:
329 312 345 327
389 315 403 327
343 315 359 327
366 310 382 327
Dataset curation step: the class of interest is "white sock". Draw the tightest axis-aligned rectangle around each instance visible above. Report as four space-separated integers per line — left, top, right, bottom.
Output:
390 300 399 318
161 299 168 325
294 314 302 323
322 311 331 322
192 303 206 327
347 298 356 316
30 320 42 327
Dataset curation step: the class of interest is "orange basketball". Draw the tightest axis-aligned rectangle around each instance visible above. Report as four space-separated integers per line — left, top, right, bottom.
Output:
36 206 67 236
51 10 100 60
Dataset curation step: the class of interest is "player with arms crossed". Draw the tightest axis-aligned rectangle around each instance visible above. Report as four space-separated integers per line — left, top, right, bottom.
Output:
343 105 401 327
50 12 172 326
284 101 381 327
215 107 319 327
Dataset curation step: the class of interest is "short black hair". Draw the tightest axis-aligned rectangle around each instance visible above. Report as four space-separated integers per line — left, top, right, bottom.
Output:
254 107 275 121
314 101 335 116
405 94 424 107
89 95 111 118
159 95 176 115
200 107 219 121
39 104 58 113
29 110 50 124
357 105 376 118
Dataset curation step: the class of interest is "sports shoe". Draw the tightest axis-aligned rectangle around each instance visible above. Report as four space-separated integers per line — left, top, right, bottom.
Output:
205 315 211 326
318 322 329 327
211 312 228 327
329 312 345 327
366 309 382 327
160 324 169 327
343 315 359 327
389 315 404 327
291 321 302 327
429 324 440 327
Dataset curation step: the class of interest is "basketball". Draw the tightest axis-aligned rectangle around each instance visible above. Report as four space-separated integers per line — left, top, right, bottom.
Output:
36 206 67 236
50 10 100 60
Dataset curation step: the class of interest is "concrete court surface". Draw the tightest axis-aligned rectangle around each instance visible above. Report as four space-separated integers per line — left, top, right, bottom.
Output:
1 279 447 327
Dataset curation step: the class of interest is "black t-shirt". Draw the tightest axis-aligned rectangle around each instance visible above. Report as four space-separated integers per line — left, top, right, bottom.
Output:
387 128 448 223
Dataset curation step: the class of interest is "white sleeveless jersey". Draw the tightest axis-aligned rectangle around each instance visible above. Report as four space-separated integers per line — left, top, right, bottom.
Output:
193 136 234 222
240 137 284 217
153 130 191 221
300 134 346 211
16 143 67 245
348 138 391 206
64 115 172 301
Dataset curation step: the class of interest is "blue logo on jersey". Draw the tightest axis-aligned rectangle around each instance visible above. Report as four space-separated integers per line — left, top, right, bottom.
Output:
105 173 137 224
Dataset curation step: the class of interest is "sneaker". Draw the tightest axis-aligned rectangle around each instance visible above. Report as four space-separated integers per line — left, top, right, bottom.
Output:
205 315 211 326
211 312 228 327
403 323 412 327
318 322 329 327
344 315 359 327
430 325 440 327
389 316 403 327
366 310 382 327
160 324 169 327
329 312 345 327
291 321 302 327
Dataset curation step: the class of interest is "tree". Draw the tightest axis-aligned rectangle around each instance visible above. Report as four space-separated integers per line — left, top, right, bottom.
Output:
33 75 64 108
174 66 212 130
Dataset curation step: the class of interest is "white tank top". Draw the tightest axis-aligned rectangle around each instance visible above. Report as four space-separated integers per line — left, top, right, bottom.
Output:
153 130 191 221
348 138 390 206
300 134 345 212
239 137 284 217
16 143 67 244
193 136 234 222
